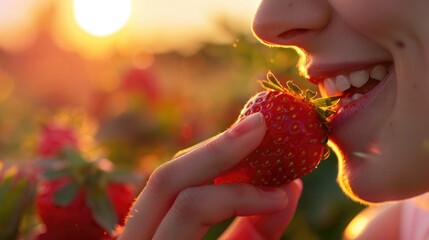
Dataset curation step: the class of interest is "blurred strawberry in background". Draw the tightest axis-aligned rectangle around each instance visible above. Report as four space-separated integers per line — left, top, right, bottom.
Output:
35 154 136 240
38 124 78 157
32 119 140 239
121 67 160 105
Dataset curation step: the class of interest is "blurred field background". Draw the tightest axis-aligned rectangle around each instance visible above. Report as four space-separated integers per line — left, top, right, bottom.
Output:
0 0 364 239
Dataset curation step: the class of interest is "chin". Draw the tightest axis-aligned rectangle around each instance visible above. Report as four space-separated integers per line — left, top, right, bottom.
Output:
328 109 403 205
330 131 429 205
328 140 392 205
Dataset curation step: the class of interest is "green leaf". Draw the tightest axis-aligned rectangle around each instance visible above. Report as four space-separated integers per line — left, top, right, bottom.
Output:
42 168 72 180
0 171 14 200
0 176 36 240
86 188 118 236
61 147 87 167
54 181 80 206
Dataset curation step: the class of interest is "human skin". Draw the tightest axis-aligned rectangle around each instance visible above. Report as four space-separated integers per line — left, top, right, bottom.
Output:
120 113 303 239
252 0 429 204
120 0 429 238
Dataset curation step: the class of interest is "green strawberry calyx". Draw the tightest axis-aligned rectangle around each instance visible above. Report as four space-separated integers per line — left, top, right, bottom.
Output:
260 71 340 121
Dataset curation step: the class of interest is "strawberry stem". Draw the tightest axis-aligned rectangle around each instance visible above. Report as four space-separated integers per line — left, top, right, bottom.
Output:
305 89 317 101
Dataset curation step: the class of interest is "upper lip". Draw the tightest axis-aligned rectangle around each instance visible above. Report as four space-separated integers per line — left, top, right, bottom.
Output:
306 61 392 84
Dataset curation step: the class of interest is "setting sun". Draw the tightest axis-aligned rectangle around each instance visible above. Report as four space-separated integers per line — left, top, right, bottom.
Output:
72 0 132 37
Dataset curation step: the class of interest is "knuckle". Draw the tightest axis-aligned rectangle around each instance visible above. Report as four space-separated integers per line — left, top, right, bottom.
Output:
172 188 205 217
202 137 232 172
204 138 225 161
145 163 174 193
228 183 255 199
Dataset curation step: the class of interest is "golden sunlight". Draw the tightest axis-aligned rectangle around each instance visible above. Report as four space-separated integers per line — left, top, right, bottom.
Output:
0 70 15 102
72 0 132 37
344 213 370 239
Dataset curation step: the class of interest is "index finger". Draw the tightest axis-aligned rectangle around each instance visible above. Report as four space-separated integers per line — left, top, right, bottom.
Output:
120 112 266 240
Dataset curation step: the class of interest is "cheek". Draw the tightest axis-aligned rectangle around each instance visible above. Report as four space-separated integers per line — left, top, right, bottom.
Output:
328 0 405 38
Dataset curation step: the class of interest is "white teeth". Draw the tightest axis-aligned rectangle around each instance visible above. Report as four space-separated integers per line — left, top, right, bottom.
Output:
323 77 342 96
370 65 388 81
340 94 364 106
352 93 364 101
319 64 390 107
335 75 351 92
341 98 352 106
349 70 369 88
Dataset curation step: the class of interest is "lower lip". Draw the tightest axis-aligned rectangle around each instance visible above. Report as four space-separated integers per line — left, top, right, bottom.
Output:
329 66 395 129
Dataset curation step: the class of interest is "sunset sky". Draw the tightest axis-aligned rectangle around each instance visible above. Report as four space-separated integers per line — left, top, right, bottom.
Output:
131 0 260 53
0 0 261 55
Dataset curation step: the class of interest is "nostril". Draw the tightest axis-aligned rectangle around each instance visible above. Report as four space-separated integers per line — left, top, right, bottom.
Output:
252 0 330 47
278 29 309 40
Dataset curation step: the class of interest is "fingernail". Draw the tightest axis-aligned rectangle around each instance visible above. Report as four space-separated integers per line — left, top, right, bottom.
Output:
228 112 264 137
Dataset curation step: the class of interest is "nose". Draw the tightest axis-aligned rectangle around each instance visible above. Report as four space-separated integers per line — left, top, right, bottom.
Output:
252 0 331 48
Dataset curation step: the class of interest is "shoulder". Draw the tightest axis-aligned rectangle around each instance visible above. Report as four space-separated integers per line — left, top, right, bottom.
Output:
343 202 402 240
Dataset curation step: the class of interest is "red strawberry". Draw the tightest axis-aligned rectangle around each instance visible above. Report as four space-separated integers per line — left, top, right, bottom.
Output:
38 124 78 157
215 72 338 187
35 149 137 240
36 179 134 240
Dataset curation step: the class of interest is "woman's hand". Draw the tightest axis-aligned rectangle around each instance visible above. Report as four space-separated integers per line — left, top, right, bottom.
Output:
119 113 303 240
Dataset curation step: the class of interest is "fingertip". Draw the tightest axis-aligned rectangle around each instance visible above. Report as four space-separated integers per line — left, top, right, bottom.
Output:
287 179 303 191
292 179 304 193
277 179 303 200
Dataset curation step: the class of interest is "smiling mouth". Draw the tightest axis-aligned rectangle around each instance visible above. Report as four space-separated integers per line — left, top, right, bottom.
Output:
315 64 392 107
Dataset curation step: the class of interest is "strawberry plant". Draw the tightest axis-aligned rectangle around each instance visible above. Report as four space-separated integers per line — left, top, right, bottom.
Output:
215 72 338 186
35 148 136 239
0 163 37 240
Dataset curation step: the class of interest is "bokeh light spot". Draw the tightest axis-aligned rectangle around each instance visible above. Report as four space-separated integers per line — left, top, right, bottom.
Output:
73 0 132 37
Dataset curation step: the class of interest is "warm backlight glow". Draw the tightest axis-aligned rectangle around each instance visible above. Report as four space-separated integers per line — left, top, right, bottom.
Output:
73 0 132 37
344 214 370 239
0 70 15 102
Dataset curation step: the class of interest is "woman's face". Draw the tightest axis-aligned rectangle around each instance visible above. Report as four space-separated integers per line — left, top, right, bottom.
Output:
252 0 429 203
